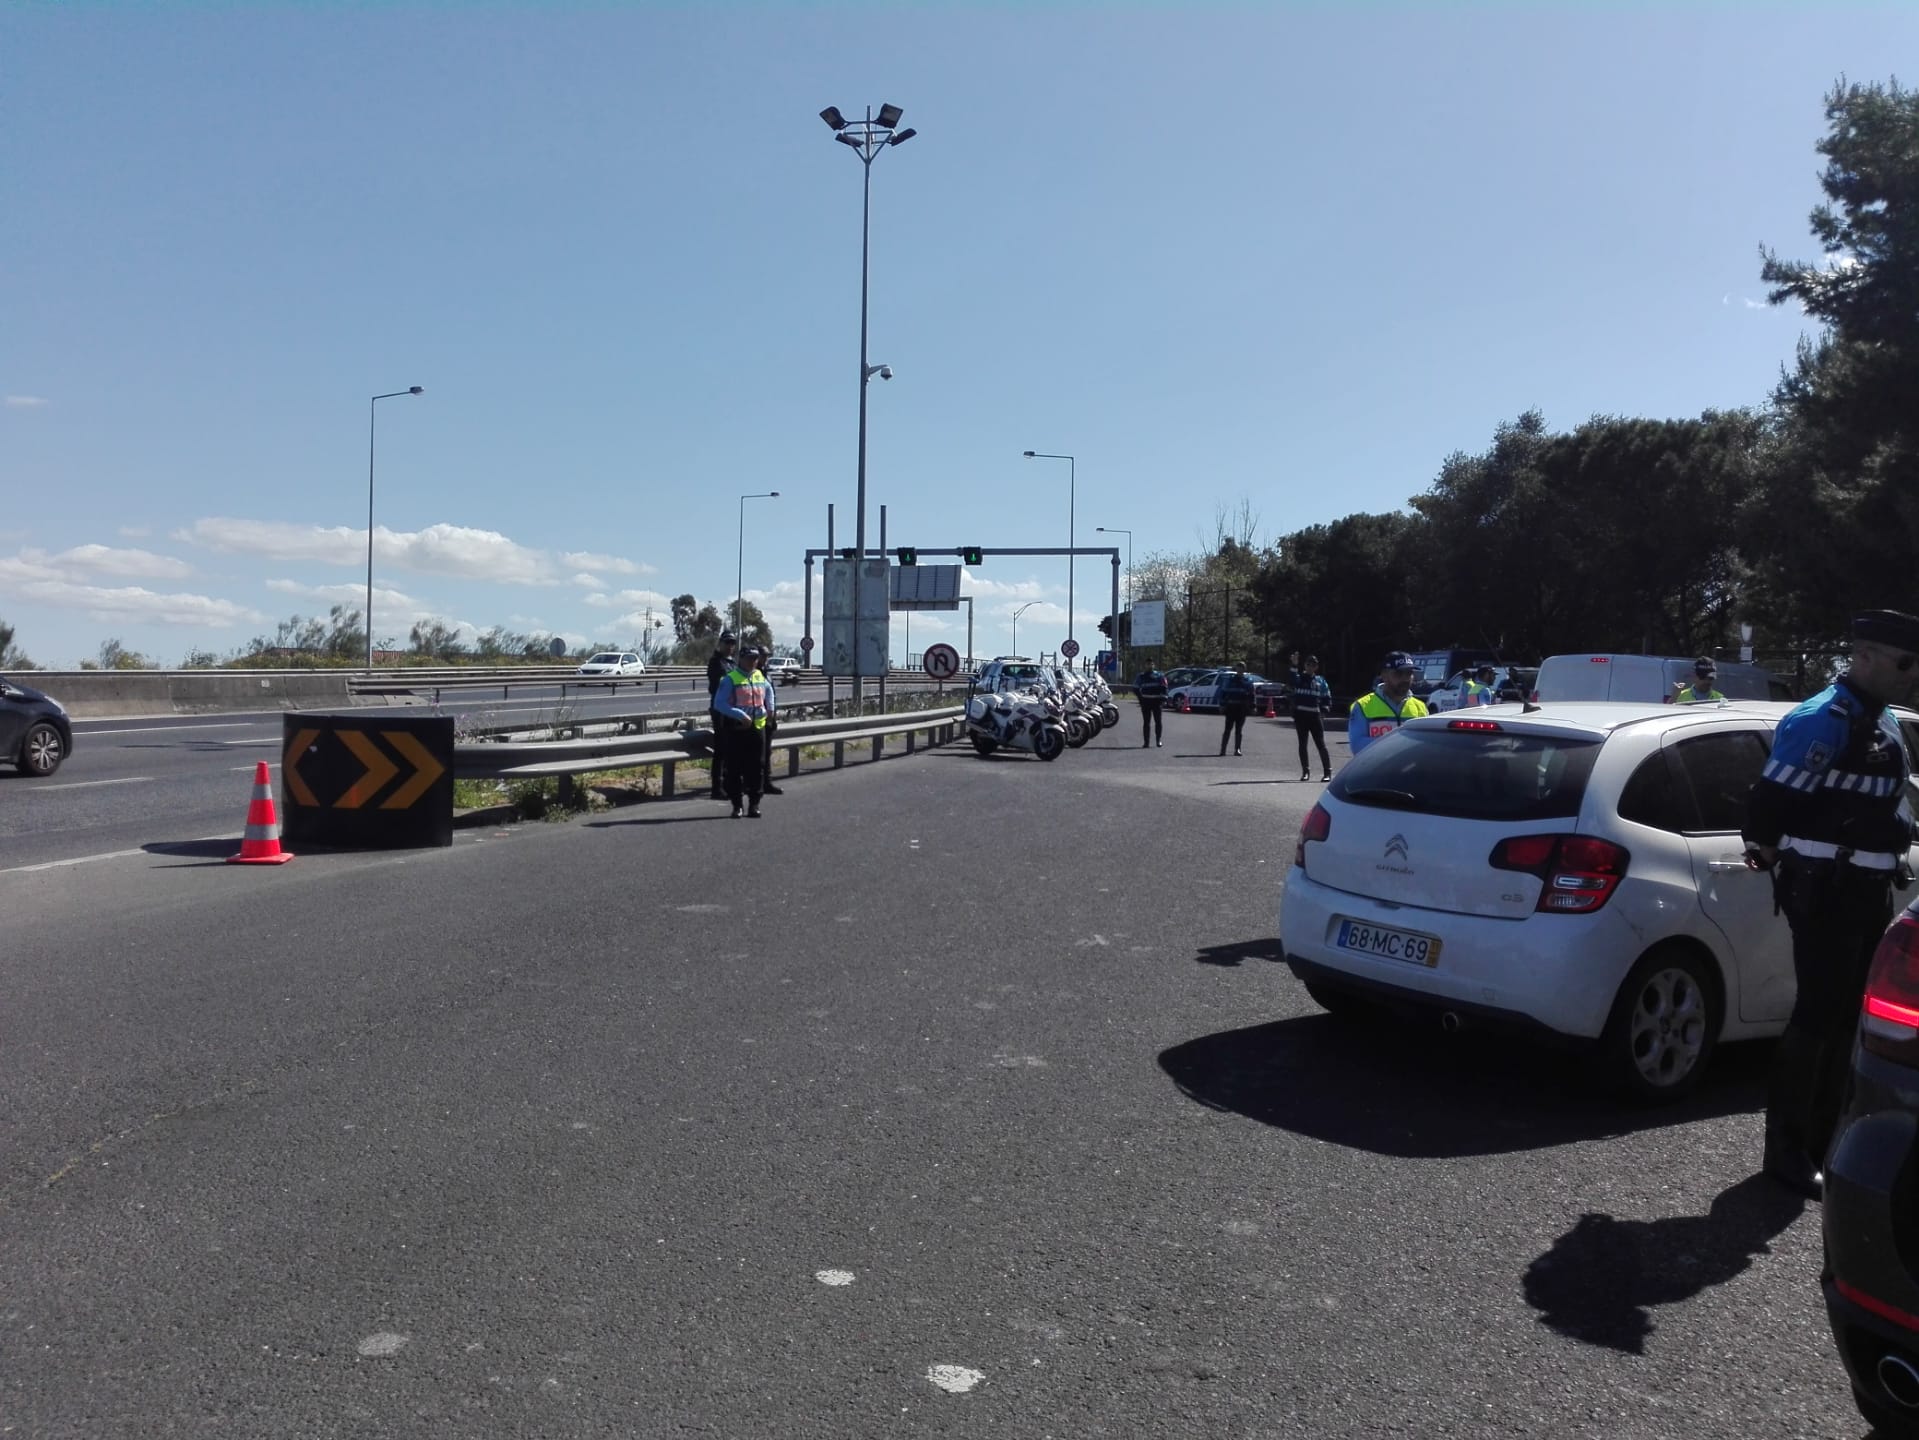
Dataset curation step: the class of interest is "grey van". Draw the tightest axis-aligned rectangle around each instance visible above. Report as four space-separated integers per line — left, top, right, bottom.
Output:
1532 653 1792 704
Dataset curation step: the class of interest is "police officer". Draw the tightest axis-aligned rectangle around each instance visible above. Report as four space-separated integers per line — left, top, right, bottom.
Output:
1675 656 1726 704
1218 661 1256 756
1134 662 1168 747
706 631 738 800
713 643 774 817
1462 663 1499 707
1348 651 1429 755
1744 610 1919 1196
1287 652 1333 781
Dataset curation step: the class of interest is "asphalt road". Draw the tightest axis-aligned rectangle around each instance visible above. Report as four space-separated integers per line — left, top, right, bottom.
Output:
0 677 944 872
1 708 1865 1437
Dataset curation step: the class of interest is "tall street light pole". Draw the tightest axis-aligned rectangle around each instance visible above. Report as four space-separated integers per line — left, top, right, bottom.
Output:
1097 525 1132 678
366 385 423 669
1010 600 1038 657
1023 451 1075 649
821 102 916 709
736 491 780 641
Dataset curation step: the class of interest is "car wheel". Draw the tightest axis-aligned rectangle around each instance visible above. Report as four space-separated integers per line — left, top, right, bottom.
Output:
1303 980 1380 1022
20 722 64 777
1597 944 1720 1103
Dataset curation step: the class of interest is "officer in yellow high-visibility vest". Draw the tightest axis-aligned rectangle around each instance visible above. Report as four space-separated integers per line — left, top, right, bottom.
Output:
1674 656 1727 704
1348 651 1429 755
713 644 775 817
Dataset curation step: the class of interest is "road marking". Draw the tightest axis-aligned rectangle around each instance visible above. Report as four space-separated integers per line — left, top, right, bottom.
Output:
230 762 282 772
71 721 260 737
815 1269 856 1286
926 1365 985 1394
0 834 232 875
34 776 154 791
357 1333 409 1358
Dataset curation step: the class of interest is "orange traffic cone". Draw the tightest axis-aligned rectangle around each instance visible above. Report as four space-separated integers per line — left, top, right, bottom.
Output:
229 761 294 865
1178 692 1192 713
1262 694 1278 719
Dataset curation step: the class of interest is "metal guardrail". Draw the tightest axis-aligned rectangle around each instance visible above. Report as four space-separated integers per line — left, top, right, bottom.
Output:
455 705 967 800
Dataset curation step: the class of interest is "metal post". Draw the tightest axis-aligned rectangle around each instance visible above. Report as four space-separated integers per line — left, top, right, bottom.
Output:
1111 556 1121 683
851 117 873 714
878 503 888 714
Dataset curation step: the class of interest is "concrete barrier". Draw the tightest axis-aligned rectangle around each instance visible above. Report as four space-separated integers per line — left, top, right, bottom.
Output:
22 670 366 720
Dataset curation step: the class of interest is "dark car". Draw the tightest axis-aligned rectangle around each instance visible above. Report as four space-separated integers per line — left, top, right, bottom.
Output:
1822 898 1919 1436
1 675 73 777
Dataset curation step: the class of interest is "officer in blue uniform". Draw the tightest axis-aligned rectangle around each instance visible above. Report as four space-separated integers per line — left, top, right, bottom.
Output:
1744 610 1919 1196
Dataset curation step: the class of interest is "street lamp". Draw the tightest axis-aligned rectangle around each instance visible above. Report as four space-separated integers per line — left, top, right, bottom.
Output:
1097 525 1133 676
736 491 780 641
1010 600 1038 656
1023 451 1075 648
366 385 423 668
822 101 916 706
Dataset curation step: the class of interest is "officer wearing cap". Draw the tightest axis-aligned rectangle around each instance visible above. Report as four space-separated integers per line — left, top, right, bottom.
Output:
1744 609 1919 1196
713 643 775 817
706 631 738 800
1675 657 1726 705
1348 651 1429 755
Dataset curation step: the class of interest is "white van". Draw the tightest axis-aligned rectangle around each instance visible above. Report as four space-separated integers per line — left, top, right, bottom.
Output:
1532 654 1791 705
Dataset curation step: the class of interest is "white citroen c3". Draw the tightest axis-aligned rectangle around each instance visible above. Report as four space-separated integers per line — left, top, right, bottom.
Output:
1279 701 1912 1100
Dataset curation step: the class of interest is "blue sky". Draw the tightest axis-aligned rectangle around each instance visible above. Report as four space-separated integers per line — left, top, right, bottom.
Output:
5 2 1910 669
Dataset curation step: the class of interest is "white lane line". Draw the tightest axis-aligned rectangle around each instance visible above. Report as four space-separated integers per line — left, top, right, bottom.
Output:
34 776 155 791
0 834 232 876
71 721 261 737
230 762 282 771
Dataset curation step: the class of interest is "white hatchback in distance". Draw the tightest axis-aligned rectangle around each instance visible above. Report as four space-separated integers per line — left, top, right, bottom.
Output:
1281 702 1915 1100
576 652 646 677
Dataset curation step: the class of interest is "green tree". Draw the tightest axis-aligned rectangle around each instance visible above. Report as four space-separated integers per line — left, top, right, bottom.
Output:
409 618 467 658
670 593 699 644
0 618 37 670
97 637 154 670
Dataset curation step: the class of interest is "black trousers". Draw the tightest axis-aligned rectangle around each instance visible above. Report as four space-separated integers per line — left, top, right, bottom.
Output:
1220 709 1249 752
1140 699 1163 744
1766 857 1895 1169
721 725 765 806
1295 712 1331 771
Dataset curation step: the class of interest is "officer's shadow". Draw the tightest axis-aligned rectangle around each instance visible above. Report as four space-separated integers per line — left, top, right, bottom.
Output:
1522 1173 1807 1354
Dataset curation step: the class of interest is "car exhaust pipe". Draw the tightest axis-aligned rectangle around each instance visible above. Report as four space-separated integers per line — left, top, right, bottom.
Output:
1440 1011 1464 1035
1879 1354 1919 1410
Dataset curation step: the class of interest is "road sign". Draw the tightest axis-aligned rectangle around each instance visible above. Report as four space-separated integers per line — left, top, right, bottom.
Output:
800 635 814 653
1097 649 1117 677
1061 638 1081 659
1131 600 1166 648
923 643 961 681
549 636 567 658
281 713 454 849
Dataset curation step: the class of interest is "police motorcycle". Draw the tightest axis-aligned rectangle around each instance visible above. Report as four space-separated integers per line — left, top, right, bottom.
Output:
1084 673 1121 730
1045 666 1105 748
966 681 1068 761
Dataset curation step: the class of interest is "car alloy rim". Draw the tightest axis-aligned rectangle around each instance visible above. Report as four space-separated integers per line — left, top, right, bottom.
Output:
26 728 60 772
1627 965 1707 1086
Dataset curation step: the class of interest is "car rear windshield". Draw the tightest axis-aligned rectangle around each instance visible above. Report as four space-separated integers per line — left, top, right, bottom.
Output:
1330 727 1602 822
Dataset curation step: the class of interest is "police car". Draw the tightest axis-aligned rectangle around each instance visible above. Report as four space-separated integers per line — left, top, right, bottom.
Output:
1165 668 1277 711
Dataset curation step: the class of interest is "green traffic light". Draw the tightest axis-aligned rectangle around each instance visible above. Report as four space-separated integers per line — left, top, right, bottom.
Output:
897 547 917 566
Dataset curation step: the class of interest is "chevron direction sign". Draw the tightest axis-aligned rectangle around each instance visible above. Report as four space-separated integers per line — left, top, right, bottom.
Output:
280 714 455 848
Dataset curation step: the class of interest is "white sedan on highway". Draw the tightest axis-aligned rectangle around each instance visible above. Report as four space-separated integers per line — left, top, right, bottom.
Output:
1282 701 1915 1100
576 652 646 677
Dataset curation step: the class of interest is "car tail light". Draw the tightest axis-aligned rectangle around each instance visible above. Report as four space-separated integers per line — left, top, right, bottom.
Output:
1295 802 1331 870
1448 719 1502 732
1490 834 1631 913
1862 915 1919 1062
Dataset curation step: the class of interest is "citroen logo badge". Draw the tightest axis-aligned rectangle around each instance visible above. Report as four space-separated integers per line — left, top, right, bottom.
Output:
1384 834 1410 860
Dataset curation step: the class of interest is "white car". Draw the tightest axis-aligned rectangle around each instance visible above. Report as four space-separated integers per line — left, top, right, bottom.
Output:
763 656 803 686
576 651 646 677
1281 701 1918 1100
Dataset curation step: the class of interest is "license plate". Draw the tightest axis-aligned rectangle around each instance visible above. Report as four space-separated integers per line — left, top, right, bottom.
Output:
1333 918 1442 967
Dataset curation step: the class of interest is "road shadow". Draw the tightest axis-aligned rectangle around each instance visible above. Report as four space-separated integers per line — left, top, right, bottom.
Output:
1157 1015 1771 1159
1522 1173 1807 1354
143 839 239 859
1195 938 1289 968
1210 778 1288 787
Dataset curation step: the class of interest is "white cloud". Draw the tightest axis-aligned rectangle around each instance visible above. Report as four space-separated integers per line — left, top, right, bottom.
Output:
50 543 194 580
582 587 673 612
118 525 151 539
1743 297 1768 310
177 517 562 585
962 571 1053 601
4 395 48 409
3 575 263 628
571 572 604 589
561 551 651 576
266 578 421 611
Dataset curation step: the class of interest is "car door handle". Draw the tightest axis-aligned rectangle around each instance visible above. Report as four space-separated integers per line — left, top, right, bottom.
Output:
1706 859 1751 872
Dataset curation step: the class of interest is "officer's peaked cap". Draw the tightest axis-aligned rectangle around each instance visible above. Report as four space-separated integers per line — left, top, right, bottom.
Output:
1383 651 1415 671
1854 610 1919 654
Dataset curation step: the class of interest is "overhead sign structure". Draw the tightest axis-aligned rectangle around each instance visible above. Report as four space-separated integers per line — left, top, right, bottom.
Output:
889 564 962 611
1060 638 1081 659
281 713 454 849
1131 600 1167 649
821 557 891 679
922 643 962 681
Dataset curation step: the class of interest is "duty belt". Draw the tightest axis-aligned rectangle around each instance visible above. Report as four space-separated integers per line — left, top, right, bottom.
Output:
1780 836 1900 871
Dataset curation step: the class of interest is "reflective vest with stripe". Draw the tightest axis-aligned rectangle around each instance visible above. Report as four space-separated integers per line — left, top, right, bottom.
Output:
728 669 770 729
1352 689 1426 740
